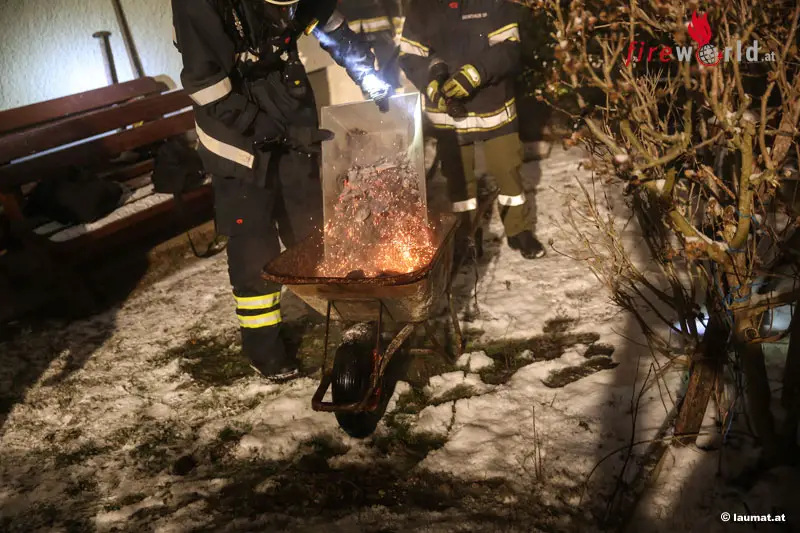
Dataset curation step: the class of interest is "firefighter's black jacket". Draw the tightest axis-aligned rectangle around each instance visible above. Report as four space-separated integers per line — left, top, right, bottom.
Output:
172 0 376 185
400 0 521 145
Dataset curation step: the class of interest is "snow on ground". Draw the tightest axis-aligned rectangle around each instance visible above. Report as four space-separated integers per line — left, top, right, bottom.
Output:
0 147 796 532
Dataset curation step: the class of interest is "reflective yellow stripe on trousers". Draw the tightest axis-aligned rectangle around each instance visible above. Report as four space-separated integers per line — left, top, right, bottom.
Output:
235 291 282 328
235 292 281 310
238 310 282 329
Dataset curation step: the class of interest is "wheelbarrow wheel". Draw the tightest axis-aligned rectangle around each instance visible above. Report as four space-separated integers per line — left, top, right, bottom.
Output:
331 340 382 439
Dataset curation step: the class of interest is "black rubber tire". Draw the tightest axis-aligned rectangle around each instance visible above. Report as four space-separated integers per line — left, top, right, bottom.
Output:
331 340 382 439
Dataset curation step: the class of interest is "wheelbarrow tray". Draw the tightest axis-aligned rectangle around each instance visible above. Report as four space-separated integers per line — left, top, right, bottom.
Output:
262 213 458 323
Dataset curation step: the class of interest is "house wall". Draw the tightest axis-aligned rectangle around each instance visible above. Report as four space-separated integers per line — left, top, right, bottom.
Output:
0 0 182 110
0 0 363 111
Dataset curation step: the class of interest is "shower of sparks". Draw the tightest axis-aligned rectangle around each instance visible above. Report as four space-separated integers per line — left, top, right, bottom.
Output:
318 156 436 278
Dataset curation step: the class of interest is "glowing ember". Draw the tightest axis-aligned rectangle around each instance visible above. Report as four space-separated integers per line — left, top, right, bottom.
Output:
318 155 436 278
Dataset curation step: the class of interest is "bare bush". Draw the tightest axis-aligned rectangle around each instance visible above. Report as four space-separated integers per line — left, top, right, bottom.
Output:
538 0 800 462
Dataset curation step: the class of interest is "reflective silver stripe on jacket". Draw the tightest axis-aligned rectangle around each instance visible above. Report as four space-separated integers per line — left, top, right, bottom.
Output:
195 123 255 169
349 16 393 33
189 77 233 106
323 10 346 32
452 198 478 212
426 100 517 133
488 23 520 46
498 193 526 207
399 37 429 57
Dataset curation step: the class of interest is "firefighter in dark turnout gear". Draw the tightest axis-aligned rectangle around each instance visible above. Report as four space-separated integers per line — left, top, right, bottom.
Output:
172 0 390 382
399 0 545 260
338 0 403 89
511 0 554 161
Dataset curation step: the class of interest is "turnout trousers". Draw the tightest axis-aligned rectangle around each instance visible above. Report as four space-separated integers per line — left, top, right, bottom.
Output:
438 132 529 238
212 149 323 374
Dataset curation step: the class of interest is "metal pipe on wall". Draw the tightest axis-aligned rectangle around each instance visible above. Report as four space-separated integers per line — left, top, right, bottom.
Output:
93 31 119 85
110 0 145 79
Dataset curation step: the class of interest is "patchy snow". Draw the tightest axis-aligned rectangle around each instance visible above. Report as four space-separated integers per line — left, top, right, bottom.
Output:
384 380 412 414
423 371 495 401
413 402 454 437
0 146 794 532
455 350 495 372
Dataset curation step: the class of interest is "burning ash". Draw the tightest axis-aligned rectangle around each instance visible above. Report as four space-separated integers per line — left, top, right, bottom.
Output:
318 155 436 278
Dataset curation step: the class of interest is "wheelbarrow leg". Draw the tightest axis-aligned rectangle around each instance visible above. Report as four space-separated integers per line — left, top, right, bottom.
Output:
422 320 456 365
449 291 464 358
372 323 416 392
322 301 332 371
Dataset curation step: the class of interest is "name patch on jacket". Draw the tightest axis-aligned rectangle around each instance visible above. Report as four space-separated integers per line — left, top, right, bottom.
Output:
462 12 488 20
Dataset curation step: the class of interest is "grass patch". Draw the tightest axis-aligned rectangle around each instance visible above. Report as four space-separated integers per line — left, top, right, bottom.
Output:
542 316 579 335
584 343 616 358
64 477 98 497
542 357 619 388
130 423 186 475
306 434 350 456
1 502 96 533
103 492 148 512
472 317 604 385
55 442 108 468
156 334 253 387
281 317 338 375
375 409 449 462
428 384 478 406
392 387 428 415
193 448 560 531
206 424 252 465
404 352 454 389
153 318 338 386
108 426 138 448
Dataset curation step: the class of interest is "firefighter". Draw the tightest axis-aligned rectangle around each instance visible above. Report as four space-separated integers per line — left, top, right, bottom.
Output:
399 0 545 260
338 0 403 90
512 0 554 162
172 0 390 382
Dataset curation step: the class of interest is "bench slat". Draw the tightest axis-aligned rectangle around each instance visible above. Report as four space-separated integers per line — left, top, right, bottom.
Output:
0 111 195 191
0 78 168 135
0 91 192 164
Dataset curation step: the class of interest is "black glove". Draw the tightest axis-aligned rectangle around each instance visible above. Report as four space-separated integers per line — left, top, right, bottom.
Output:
429 62 468 119
360 72 392 112
427 62 449 112
443 64 482 100
318 21 391 110
318 22 374 83
284 125 335 154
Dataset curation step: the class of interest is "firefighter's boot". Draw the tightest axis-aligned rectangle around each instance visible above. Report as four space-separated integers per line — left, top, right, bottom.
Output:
508 230 546 260
242 325 301 383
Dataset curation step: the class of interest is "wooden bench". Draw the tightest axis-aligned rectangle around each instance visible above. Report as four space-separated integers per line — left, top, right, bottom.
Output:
0 77 213 307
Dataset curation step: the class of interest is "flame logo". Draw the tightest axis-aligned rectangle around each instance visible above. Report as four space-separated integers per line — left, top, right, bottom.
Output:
687 11 712 47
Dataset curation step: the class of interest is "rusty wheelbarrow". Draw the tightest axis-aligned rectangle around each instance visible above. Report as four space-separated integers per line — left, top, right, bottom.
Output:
262 212 463 438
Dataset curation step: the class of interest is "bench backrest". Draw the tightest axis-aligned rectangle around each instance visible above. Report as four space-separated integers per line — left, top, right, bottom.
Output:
0 78 194 196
